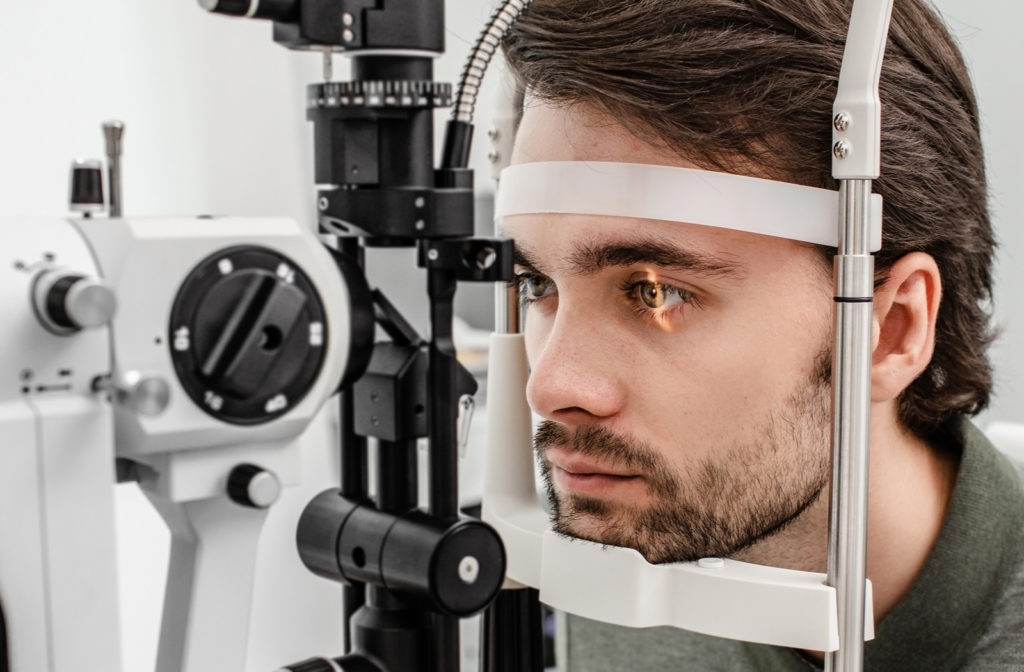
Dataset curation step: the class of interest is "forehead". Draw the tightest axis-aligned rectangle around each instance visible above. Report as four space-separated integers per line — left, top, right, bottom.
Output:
511 101 682 166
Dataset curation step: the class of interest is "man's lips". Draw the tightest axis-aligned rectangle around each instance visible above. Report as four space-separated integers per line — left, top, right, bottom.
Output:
546 449 641 496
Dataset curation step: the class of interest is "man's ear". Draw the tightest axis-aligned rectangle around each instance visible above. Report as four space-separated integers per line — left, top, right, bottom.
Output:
871 252 942 403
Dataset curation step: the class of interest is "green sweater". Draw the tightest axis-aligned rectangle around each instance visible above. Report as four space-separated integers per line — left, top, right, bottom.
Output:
564 419 1024 671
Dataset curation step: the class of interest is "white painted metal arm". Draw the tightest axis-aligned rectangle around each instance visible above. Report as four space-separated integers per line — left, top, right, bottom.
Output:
832 0 894 180
145 493 268 672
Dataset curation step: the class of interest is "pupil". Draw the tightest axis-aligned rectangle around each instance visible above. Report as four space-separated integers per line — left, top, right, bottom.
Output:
642 282 663 308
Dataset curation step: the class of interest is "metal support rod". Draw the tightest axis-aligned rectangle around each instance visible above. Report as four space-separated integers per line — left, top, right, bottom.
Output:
102 121 124 218
426 267 461 671
482 589 544 672
339 237 368 653
427 268 460 520
483 265 545 672
825 179 874 672
377 440 418 513
494 281 519 335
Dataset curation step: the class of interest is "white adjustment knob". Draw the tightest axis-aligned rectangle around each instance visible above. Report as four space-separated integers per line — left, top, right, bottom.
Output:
33 269 117 334
95 371 171 416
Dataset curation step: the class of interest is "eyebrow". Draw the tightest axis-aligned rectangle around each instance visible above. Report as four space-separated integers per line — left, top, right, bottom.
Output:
514 237 746 281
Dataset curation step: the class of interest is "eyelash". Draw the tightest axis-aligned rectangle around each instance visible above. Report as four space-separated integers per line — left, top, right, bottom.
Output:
513 272 700 322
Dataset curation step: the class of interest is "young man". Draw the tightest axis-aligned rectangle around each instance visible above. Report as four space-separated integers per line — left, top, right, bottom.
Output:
499 1 1024 670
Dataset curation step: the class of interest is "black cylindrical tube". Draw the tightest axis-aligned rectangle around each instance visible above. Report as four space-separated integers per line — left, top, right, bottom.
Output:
427 269 460 520
296 490 358 582
338 236 368 653
441 120 474 170
482 589 545 672
377 439 418 514
434 613 460 672
340 389 368 503
352 56 435 192
380 515 505 616
350 591 431 672
351 55 432 81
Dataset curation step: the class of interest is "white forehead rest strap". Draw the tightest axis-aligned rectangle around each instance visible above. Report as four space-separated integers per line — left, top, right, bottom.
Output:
495 161 882 252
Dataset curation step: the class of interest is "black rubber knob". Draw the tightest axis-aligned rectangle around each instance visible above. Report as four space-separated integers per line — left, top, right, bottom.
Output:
227 464 281 509
69 159 104 215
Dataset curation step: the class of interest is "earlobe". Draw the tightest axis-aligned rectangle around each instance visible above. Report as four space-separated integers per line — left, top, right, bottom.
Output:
870 253 942 403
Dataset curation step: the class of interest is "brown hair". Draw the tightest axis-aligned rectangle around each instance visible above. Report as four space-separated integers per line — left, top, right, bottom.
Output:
504 0 996 440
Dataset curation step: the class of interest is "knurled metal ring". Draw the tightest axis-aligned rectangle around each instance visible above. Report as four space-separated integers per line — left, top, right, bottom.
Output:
308 81 453 109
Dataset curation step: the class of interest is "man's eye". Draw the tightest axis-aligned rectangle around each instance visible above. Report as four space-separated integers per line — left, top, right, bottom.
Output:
636 280 686 309
517 273 554 301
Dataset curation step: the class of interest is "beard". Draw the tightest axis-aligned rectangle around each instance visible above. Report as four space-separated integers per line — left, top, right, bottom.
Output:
534 349 833 564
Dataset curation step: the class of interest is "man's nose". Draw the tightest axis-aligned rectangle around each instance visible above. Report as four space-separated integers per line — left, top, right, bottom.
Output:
525 310 628 425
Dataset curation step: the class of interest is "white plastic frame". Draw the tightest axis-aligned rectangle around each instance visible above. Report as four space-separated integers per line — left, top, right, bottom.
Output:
495 160 882 251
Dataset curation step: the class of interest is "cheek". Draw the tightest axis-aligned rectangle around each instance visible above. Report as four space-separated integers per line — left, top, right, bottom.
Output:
522 309 552 366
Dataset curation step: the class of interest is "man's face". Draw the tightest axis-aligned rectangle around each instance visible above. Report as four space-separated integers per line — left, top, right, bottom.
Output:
506 102 836 564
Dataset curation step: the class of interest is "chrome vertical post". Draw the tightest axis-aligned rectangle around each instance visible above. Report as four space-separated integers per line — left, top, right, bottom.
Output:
826 1 893 670
826 179 875 672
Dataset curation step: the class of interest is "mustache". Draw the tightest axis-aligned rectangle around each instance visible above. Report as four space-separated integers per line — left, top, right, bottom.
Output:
534 420 677 497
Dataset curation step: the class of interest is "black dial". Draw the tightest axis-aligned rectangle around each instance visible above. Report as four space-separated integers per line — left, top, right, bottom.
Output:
169 246 328 425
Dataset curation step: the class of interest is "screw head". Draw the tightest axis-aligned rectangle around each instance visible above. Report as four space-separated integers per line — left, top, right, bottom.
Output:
834 111 852 132
318 196 328 211
427 248 439 261
342 12 354 26
343 29 355 43
833 140 851 160
487 150 499 164
486 126 499 140
414 196 425 208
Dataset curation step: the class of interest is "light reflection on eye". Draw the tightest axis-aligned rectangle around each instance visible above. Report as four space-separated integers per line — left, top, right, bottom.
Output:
516 273 554 302
637 280 682 309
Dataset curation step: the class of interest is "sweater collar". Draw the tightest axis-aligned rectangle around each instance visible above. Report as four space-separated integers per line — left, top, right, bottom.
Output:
861 418 1024 670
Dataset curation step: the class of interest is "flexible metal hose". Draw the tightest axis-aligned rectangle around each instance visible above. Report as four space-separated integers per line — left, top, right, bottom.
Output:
451 0 532 124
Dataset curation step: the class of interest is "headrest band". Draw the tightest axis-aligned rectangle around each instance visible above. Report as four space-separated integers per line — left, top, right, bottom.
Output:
495 161 882 251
